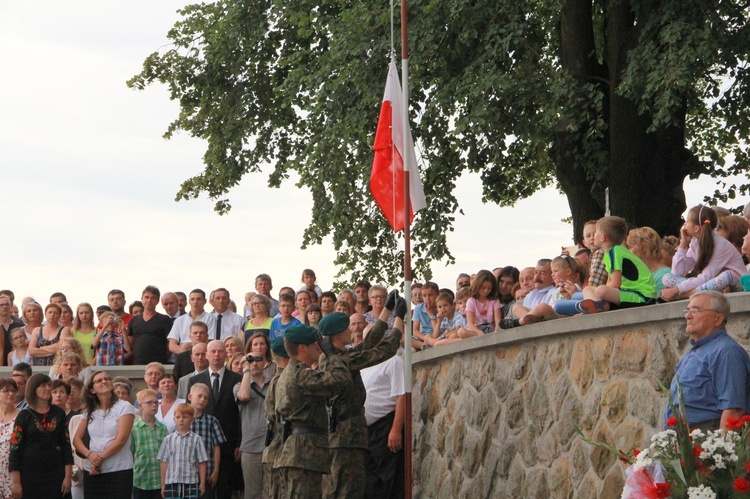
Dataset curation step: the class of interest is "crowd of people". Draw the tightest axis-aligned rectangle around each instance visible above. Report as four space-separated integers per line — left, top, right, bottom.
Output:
0 202 748 498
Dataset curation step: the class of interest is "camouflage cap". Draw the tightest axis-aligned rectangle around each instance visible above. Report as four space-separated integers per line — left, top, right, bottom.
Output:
317 312 350 336
283 325 318 345
270 335 289 358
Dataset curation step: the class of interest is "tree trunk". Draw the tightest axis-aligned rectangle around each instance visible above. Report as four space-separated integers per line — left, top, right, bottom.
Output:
605 0 691 237
553 0 608 243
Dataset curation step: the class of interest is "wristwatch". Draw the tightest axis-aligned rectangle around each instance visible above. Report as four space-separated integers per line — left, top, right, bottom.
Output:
242 368 251 374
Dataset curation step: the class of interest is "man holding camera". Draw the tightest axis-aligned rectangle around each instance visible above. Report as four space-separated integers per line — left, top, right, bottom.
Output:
317 292 405 499
235 350 271 499
274 325 352 498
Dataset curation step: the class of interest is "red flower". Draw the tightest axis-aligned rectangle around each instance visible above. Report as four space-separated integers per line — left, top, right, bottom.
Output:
742 415 750 424
633 449 640 457
745 461 750 473
666 416 677 427
735 477 750 493
726 417 744 430
693 445 701 459
654 482 670 498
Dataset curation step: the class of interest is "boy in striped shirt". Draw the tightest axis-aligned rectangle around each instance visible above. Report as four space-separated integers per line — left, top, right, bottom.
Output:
157 403 208 499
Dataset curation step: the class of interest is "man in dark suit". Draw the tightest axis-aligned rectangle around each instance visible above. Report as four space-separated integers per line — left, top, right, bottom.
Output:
188 339 243 497
173 321 209 381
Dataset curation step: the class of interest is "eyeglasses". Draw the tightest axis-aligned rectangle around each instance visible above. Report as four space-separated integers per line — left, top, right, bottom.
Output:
371 295 386 300
141 400 159 406
0 389 16 394
251 302 263 306
684 308 718 316
94 377 112 384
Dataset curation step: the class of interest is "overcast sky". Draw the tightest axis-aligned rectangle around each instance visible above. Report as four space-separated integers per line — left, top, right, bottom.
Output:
1 1 746 312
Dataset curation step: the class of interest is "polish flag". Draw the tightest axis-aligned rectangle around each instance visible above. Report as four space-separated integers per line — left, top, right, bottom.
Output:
370 58 427 232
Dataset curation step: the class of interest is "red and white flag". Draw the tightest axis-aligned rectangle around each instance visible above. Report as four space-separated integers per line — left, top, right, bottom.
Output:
370 58 427 232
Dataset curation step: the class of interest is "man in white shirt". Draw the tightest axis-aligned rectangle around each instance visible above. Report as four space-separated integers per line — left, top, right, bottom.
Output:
361 346 405 499
168 289 217 355
212 288 246 341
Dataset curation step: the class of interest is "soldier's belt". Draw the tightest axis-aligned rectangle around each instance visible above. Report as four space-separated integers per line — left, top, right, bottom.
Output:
291 426 328 436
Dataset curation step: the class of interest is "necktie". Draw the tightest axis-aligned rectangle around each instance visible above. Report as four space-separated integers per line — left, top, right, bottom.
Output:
215 314 222 340
212 372 220 400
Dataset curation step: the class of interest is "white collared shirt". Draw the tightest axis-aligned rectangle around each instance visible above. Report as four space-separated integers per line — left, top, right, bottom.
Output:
212 310 246 341
167 310 217 345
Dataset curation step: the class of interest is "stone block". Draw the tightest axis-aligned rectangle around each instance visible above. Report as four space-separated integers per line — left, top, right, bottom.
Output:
628 378 662 429
601 380 628 426
601 466 626 499
612 330 650 374
452 420 465 459
575 471 602 499
592 335 613 381
530 381 551 433
581 387 601 432
513 349 530 380
468 353 496 392
492 361 513 401
536 424 560 465
553 374 572 415
589 423 616 479
505 389 526 432
548 456 573 499
460 427 485 477
569 438 589 484
614 418 646 458
507 454 527 498
570 337 594 394
558 389 583 449
466 387 500 431
526 469 549 498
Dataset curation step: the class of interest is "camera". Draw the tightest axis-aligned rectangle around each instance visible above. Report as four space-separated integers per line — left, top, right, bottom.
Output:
246 355 264 363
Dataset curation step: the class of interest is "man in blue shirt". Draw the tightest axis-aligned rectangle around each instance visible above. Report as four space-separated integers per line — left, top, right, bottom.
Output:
664 290 750 431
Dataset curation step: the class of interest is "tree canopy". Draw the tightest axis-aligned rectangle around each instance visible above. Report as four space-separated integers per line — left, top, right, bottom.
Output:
128 0 750 285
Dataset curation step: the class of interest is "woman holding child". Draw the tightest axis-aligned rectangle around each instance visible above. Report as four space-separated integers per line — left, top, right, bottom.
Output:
29 303 72 367
73 370 135 499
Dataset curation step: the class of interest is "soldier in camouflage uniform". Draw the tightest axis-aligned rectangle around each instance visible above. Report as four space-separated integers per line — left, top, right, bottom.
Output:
318 291 406 499
273 325 352 499
263 336 289 499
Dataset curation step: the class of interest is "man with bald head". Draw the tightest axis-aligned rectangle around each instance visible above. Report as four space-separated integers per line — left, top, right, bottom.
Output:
161 292 181 319
350 313 367 346
177 341 208 399
188 339 243 496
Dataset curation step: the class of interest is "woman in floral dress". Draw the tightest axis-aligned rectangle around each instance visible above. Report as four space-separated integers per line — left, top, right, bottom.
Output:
0 379 20 498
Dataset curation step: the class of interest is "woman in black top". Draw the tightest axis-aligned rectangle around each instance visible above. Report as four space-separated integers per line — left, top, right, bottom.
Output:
9 373 73 498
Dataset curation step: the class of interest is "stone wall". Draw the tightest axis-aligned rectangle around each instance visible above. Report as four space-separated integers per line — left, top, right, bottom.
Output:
410 294 750 498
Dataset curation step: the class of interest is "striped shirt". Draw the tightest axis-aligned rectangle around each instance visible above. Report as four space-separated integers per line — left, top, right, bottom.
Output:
190 412 226 476
157 430 209 485
131 418 169 490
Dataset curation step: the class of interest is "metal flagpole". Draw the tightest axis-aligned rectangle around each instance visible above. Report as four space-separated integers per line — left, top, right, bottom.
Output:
400 0 413 497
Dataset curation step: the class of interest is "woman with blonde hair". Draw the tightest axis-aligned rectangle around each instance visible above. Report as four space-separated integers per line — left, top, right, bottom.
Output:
224 336 244 368
72 303 96 365
627 227 671 295
20 301 43 340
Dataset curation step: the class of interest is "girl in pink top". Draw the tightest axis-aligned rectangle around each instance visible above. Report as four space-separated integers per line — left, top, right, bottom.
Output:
464 270 501 336
661 204 748 301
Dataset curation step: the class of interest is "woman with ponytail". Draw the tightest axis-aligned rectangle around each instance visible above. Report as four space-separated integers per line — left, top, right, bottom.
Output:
660 204 748 301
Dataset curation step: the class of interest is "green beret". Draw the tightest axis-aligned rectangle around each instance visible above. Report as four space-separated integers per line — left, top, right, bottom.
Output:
270 336 289 358
317 312 350 336
284 325 318 345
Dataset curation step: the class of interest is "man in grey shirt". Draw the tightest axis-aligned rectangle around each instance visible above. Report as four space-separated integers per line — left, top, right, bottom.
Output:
234 349 272 499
